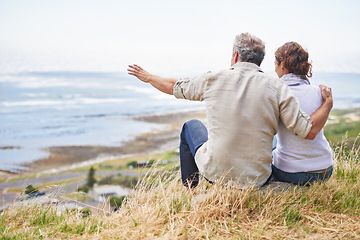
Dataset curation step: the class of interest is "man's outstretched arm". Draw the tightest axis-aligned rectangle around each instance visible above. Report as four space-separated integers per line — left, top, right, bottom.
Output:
127 64 177 95
306 84 333 140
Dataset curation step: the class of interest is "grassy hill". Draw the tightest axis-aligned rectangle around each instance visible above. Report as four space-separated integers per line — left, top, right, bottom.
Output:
1 137 360 239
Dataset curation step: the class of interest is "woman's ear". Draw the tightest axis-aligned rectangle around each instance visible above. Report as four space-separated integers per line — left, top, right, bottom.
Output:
281 62 289 74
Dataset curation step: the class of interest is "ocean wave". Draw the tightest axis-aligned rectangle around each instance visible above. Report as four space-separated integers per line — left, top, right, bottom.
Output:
7 79 155 94
123 85 159 94
0 98 134 107
78 98 134 104
1 100 65 107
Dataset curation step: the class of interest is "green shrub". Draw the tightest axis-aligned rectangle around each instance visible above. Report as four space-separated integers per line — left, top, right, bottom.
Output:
86 166 97 187
109 196 126 208
24 185 39 194
127 161 137 169
80 207 91 217
77 185 90 193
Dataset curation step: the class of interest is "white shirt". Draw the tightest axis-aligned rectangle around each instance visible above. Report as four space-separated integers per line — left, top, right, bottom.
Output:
173 63 313 188
272 73 333 172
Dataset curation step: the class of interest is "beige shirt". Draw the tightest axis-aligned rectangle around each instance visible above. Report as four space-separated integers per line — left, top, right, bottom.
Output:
173 62 312 188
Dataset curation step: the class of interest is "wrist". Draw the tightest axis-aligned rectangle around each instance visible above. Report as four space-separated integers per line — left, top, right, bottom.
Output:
324 97 333 110
145 74 152 83
325 97 333 105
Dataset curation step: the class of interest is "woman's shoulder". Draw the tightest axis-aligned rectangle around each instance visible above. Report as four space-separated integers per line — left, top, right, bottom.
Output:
291 83 322 102
307 84 321 92
293 83 321 93
296 84 323 109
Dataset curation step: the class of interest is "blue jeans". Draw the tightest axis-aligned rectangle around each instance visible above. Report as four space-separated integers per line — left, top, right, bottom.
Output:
180 119 208 188
271 164 333 185
271 136 333 185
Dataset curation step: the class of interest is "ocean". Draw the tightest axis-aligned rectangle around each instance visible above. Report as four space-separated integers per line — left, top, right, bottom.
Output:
1 71 359 172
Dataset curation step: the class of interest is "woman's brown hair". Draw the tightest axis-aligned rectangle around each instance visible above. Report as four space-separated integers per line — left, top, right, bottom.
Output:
275 42 312 79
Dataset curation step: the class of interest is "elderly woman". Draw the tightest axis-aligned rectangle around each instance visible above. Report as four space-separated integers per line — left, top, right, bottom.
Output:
272 42 333 185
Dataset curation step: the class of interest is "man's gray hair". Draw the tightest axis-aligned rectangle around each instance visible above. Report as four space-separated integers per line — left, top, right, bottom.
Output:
233 33 265 66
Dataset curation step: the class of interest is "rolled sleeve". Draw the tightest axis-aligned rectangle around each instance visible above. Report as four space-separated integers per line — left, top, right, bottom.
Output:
173 78 191 99
292 109 313 138
173 72 211 101
279 84 312 138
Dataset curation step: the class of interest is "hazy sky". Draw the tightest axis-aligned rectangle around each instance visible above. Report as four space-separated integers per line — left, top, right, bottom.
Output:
0 0 359 76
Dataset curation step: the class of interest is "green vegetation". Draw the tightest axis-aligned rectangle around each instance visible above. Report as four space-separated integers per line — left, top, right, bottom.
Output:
77 166 97 193
8 174 37 182
1 205 104 238
324 121 360 146
98 174 138 188
330 108 360 117
24 185 38 194
6 178 82 194
77 184 90 193
127 160 137 169
80 207 92 217
324 109 360 148
86 166 96 188
64 192 92 202
108 196 126 209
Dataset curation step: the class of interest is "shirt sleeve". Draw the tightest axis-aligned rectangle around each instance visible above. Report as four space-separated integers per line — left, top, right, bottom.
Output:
173 71 211 101
278 83 313 138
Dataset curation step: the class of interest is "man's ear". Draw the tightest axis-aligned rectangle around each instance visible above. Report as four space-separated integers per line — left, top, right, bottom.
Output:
234 51 239 63
231 51 239 66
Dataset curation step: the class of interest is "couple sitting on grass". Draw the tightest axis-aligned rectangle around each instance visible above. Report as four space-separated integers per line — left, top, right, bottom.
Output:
128 32 333 189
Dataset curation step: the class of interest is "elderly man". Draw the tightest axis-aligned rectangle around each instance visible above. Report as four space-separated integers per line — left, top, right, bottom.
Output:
128 33 333 188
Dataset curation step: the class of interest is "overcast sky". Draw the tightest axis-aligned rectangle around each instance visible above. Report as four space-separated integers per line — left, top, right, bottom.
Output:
0 0 359 76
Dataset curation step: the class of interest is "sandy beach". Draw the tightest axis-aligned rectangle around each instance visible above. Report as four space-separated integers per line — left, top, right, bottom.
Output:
6 109 206 176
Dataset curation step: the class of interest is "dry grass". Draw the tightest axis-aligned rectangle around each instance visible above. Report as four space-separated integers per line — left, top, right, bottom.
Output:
1 136 360 239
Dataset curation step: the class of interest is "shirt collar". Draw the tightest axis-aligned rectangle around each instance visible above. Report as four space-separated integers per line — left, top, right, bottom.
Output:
230 62 263 72
281 73 310 86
